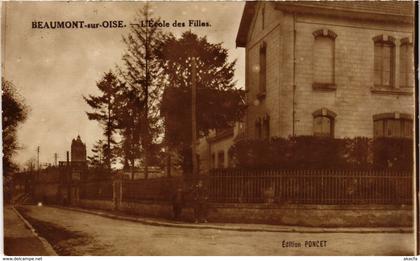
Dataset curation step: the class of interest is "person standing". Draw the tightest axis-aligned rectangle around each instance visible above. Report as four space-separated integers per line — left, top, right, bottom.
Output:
193 180 208 223
172 187 184 220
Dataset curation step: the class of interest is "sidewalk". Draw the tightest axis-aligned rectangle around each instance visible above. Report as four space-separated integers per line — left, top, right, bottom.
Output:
4 206 57 256
53 205 413 234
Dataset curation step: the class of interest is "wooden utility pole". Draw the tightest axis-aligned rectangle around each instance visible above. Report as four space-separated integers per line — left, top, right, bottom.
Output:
54 153 58 167
37 146 40 171
191 57 198 178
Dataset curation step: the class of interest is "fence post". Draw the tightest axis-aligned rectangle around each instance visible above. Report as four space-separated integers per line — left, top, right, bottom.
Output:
113 177 122 211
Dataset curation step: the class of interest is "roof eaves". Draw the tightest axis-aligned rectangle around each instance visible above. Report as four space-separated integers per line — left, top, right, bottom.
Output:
273 3 414 24
236 2 257 48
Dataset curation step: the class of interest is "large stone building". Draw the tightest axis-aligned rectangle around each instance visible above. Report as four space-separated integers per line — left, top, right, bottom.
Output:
236 2 414 139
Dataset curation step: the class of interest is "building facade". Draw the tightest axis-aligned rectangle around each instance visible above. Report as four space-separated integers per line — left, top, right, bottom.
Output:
197 122 245 172
236 2 414 139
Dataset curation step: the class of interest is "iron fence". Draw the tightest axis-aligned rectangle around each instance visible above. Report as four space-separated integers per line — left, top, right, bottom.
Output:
121 177 183 202
79 180 113 200
206 169 413 204
81 169 412 205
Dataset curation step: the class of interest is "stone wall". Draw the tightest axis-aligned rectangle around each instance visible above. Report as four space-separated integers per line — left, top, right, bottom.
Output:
78 199 114 211
76 197 413 227
119 201 174 219
208 203 413 227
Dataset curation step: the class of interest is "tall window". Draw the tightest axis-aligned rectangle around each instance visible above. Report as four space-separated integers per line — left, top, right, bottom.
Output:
312 29 336 87
313 108 336 137
262 115 270 139
211 153 215 169
217 151 225 168
399 38 414 88
373 35 395 88
255 119 262 139
373 113 413 138
259 42 267 94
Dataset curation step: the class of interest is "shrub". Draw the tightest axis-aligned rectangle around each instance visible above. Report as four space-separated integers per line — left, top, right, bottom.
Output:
229 136 413 171
372 137 413 171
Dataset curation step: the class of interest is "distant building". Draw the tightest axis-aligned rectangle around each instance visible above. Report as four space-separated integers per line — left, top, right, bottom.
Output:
236 2 414 139
198 122 245 173
71 135 87 162
58 135 88 182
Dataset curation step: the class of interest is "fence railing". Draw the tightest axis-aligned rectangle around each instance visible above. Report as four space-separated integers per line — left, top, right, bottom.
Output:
80 180 113 200
79 169 413 205
206 169 413 204
121 177 183 202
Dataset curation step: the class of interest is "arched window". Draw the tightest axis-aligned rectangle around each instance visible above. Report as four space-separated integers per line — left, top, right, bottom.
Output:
312 108 337 137
399 37 414 88
373 113 413 138
312 29 337 89
373 35 395 88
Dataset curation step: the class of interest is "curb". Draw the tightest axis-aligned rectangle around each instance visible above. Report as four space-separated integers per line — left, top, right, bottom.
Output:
52 205 413 234
12 206 58 256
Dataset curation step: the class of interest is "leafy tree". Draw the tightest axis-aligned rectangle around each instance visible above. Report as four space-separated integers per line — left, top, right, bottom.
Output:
84 71 122 174
2 78 28 176
119 4 168 179
158 31 246 176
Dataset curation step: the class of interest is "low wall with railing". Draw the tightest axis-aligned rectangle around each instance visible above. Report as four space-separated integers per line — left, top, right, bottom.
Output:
73 169 413 226
80 180 113 201
33 182 60 204
78 180 115 211
206 169 412 204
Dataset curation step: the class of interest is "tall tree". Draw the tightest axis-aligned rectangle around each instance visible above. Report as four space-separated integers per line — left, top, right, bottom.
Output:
116 87 143 180
88 139 105 168
84 71 121 174
119 3 167 179
2 78 28 176
158 31 246 176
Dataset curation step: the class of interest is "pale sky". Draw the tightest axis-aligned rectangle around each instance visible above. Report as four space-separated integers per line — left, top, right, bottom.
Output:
2 1 245 167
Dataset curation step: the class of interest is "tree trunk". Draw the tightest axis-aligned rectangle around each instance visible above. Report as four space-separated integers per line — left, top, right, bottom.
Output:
107 102 112 176
130 158 135 180
143 19 149 180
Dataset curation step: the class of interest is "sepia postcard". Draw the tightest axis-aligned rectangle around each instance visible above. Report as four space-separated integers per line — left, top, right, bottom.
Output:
1 1 418 256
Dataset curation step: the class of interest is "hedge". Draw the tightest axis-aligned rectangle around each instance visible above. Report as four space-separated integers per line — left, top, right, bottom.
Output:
229 136 413 171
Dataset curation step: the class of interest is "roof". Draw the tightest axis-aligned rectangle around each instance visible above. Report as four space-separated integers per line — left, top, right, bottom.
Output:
207 127 235 143
236 1 415 47
279 1 415 17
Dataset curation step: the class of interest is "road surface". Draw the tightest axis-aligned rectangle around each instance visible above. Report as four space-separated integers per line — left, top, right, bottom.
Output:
12 205 414 256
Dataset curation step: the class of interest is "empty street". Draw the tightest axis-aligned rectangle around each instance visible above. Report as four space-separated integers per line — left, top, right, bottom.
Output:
6 205 414 256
